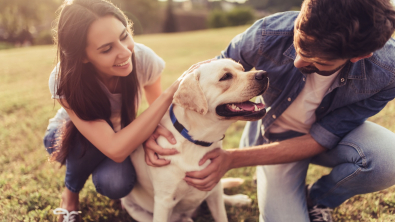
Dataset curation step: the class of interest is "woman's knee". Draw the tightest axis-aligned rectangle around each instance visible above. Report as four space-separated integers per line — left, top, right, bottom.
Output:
94 176 136 199
92 158 137 199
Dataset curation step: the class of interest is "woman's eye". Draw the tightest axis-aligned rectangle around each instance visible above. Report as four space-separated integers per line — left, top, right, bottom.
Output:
121 32 129 40
102 47 112 53
219 73 232 81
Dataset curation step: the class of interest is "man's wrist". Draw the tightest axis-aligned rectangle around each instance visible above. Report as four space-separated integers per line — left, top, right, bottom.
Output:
226 149 238 170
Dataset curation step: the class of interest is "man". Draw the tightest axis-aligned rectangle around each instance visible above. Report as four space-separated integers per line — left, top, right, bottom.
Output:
145 0 395 221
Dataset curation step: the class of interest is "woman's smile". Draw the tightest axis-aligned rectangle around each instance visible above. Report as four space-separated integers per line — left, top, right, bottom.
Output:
114 59 130 68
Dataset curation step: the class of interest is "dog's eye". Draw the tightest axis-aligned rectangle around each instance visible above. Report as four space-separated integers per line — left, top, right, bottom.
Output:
219 73 232 81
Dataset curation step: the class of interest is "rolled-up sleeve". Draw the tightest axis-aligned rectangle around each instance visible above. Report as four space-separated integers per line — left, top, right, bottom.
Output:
310 82 395 149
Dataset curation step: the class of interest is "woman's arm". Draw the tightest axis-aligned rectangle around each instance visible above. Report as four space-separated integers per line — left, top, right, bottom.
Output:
144 76 162 105
59 80 179 163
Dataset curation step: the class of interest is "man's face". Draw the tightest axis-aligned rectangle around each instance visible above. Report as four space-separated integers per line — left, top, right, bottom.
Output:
293 29 348 76
294 52 348 76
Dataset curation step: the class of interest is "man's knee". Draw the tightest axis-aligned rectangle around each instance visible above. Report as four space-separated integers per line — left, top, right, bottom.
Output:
340 121 395 185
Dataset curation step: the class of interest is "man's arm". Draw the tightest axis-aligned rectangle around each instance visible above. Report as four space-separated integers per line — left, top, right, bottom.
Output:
184 134 326 191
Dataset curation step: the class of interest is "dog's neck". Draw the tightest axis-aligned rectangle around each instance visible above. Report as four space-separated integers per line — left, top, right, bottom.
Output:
172 104 233 143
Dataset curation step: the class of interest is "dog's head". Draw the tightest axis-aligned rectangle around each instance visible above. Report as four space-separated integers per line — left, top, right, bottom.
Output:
173 59 268 121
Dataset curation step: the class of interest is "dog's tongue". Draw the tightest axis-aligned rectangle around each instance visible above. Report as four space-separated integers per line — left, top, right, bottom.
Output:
235 101 265 111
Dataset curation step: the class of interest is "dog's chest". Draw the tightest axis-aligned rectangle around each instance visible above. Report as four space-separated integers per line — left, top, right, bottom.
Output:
156 136 214 171
173 186 211 212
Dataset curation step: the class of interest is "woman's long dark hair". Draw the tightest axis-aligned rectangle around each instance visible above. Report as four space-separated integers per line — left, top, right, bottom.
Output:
52 0 139 165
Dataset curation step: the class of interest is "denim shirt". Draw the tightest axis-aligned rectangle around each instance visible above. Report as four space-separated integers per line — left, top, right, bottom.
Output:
218 11 395 149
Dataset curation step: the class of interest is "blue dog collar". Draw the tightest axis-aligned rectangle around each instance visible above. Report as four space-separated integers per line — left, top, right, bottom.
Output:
169 104 224 147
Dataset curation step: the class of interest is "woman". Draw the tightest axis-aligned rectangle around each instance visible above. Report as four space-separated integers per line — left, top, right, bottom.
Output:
43 0 179 221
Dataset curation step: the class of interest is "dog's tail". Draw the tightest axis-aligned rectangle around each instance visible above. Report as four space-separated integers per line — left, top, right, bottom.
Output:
221 178 252 206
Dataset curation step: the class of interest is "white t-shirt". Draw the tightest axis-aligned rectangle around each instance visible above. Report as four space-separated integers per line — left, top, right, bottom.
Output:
47 43 165 132
269 70 340 134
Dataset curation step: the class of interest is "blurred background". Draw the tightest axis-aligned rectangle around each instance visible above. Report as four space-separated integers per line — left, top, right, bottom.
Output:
0 0 307 50
1 0 395 221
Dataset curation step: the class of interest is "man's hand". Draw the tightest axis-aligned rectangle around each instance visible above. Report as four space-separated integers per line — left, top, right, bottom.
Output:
143 124 178 167
184 148 232 191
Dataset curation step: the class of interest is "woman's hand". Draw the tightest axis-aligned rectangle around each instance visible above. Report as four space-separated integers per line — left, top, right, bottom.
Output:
166 58 217 96
179 58 217 80
184 148 232 191
143 124 178 167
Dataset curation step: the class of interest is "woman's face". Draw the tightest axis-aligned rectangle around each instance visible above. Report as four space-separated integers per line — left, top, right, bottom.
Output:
84 15 134 81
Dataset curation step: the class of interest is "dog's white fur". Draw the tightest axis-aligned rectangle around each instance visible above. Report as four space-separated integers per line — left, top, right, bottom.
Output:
121 59 267 222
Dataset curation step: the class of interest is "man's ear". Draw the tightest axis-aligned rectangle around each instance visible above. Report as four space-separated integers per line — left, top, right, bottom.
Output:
350 52 373 63
173 70 208 115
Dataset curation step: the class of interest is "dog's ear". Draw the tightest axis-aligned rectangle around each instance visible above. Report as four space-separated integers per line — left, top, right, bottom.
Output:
173 70 208 115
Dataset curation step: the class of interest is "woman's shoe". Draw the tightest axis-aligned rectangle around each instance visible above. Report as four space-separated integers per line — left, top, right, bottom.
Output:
53 208 81 222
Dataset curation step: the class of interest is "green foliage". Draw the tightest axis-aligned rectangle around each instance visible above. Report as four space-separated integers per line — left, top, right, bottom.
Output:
208 7 255 28
1 26 395 221
111 0 161 35
226 7 256 26
207 10 229 28
0 0 61 42
34 30 54 45
246 0 303 12
0 42 14 50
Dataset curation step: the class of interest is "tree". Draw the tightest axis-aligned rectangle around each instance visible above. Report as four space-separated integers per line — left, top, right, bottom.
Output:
247 0 303 12
0 0 60 43
163 0 177 33
111 0 161 34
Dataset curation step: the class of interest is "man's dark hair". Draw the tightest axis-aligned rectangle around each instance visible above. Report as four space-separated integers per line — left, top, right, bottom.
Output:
294 0 395 60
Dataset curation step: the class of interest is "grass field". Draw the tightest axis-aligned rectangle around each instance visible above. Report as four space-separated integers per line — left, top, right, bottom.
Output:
1 26 395 221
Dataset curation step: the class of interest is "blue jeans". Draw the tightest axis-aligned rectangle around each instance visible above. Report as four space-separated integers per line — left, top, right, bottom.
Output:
43 127 137 199
241 121 395 222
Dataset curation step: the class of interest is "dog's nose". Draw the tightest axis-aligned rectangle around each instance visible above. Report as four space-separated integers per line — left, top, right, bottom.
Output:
255 71 268 80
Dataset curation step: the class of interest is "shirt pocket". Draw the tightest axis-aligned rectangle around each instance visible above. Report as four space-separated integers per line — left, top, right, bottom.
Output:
262 84 282 106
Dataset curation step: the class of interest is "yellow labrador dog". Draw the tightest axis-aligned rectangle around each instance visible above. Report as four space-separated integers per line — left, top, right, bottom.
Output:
121 59 268 222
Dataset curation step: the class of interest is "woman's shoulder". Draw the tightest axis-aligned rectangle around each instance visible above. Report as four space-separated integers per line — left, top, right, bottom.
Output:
134 42 164 70
134 42 165 86
48 63 60 99
134 42 158 58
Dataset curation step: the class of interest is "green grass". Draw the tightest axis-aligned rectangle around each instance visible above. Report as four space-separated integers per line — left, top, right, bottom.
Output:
0 26 395 221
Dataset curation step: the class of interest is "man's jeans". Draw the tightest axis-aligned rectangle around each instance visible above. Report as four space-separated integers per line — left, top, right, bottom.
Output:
43 127 136 199
241 121 395 222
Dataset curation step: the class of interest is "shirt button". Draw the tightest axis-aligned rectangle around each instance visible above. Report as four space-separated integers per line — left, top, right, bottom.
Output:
288 97 292 102
340 78 345 82
272 115 276 119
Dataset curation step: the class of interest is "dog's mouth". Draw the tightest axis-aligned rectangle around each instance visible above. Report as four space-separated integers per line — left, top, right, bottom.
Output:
216 101 266 118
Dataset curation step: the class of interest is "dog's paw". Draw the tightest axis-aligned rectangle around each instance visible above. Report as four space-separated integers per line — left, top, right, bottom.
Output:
223 193 252 206
221 177 245 188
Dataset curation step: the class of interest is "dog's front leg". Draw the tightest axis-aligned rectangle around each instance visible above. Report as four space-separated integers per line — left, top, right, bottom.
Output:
205 183 228 222
153 196 176 222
